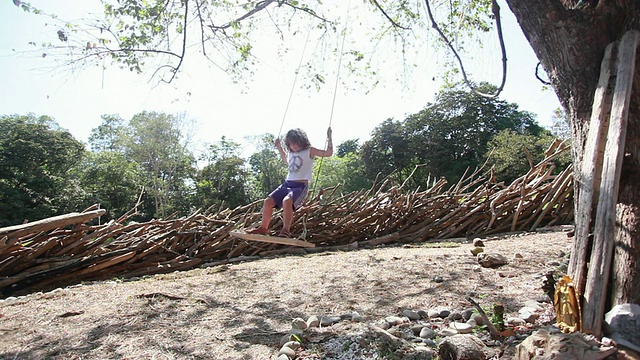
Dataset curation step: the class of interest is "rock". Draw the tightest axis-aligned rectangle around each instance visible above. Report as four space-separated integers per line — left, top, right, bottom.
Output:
306 315 319 328
472 238 484 247
519 312 537 323
403 309 421 320
277 345 296 358
423 338 438 347
604 303 640 353
507 317 526 326
320 315 341 326
439 334 490 360
477 253 508 268
519 306 539 315
515 328 616 360
291 317 307 330
350 311 363 322
440 328 458 337
449 322 473 334
411 323 427 335
470 247 484 256
420 327 437 339
385 315 407 326
282 341 301 350
461 308 474 321
523 300 545 311
428 307 451 318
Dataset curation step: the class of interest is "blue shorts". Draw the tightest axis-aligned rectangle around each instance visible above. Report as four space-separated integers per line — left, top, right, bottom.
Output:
269 180 309 209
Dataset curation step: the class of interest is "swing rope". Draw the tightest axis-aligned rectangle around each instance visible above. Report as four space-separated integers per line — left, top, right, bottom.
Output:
312 0 352 196
278 27 313 138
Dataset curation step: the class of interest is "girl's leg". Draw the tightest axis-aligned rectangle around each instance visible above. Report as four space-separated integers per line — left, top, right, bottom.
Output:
261 197 276 229
280 195 294 236
249 196 275 234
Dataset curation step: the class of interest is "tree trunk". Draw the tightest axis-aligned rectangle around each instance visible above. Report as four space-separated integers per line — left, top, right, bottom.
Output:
504 0 640 336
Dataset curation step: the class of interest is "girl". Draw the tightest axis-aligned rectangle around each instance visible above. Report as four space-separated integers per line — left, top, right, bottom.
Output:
248 127 333 237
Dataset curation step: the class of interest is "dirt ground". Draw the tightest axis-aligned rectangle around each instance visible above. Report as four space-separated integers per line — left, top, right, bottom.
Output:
0 227 575 359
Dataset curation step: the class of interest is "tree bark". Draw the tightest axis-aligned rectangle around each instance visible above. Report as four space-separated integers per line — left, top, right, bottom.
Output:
504 0 640 336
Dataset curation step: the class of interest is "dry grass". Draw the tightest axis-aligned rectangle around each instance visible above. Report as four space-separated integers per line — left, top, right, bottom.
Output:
0 228 573 359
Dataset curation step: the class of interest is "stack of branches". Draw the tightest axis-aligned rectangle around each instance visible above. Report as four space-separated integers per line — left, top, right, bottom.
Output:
0 140 573 296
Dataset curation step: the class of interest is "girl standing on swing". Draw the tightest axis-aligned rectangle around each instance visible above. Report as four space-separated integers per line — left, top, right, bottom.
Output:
248 127 333 238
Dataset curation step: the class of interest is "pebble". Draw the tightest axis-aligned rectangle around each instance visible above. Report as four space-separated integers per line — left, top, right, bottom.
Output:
449 322 473 334
385 315 407 326
306 315 319 328
320 315 341 326
420 327 437 339
278 346 296 357
402 309 421 320
292 318 307 330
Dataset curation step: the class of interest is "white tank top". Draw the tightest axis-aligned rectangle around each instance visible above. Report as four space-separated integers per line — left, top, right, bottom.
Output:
286 148 313 182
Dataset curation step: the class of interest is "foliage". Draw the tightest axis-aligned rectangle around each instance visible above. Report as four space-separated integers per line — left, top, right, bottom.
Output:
69 151 144 221
85 111 198 220
125 111 197 218
88 114 128 153
194 136 250 210
404 82 545 184
361 119 415 186
19 0 499 87
0 114 84 227
484 129 571 184
310 139 370 195
247 134 287 200
358 83 550 189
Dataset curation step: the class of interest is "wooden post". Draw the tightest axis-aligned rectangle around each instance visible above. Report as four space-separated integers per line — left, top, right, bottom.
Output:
582 30 640 337
568 42 615 296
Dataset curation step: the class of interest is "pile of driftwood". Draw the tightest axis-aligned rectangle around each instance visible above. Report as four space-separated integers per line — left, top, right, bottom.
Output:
0 140 573 297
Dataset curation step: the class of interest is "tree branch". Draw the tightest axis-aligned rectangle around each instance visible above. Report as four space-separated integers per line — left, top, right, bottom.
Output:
209 0 277 30
158 0 190 84
370 0 410 30
424 0 507 98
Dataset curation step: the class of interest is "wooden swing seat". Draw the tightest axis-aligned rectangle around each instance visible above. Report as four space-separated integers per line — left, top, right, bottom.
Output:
229 231 315 248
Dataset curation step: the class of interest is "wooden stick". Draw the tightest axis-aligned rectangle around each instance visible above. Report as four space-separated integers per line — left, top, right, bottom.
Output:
466 296 502 338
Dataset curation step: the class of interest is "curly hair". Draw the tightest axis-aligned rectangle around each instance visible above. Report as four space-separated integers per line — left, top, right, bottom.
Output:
284 128 311 152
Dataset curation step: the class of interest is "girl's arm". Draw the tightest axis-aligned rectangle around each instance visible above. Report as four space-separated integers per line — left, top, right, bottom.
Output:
310 127 333 158
275 138 288 164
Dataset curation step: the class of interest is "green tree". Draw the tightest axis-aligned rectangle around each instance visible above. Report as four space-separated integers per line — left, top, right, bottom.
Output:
334 139 370 192
70 151 144 221
405 83 544 184
247 134 287 200
126 111 197 218
484 129 570 184
195 136 249 210
0 114 85 227
88 114 128 153
337 139 360 158
361 119 414 186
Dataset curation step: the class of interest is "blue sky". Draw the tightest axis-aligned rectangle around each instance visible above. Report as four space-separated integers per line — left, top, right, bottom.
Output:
0 0 561 156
